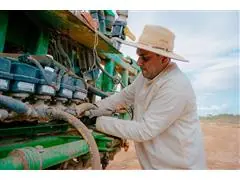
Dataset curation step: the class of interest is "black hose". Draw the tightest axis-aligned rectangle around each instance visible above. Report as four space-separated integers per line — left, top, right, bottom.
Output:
38 54 88 91
119 79 126 88
18 54 56 90
49 43 58 65
30 57 53 86
95 56 126 88
55 69 65 91
80 76 88 90
95 56 113 79
56 37 74 71
127 106 134 120
51 39 62 64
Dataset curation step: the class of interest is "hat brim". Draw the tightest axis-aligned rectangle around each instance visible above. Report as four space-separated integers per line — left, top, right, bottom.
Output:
112 37 189 62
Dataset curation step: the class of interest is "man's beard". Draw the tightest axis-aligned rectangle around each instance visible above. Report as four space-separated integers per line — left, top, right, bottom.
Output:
142 69 152 79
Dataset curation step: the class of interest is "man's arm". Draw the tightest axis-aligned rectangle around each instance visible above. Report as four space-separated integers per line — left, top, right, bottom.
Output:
96 88 187 142
95 74 140 112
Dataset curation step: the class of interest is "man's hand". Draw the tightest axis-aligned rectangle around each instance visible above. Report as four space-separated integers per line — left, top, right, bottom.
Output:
84 108 114 118
77 103 114 126
115 104 128 114
75 103 98 117
83 103 129 118
76 102 115 119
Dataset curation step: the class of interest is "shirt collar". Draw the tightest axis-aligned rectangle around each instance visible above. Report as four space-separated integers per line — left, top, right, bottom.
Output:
145 62 177 86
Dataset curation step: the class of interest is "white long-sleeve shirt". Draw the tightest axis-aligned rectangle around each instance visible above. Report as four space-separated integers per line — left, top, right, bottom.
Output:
95 62 207 169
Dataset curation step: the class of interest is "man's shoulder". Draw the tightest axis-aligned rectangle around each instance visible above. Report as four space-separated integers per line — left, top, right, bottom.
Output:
157 65 193 93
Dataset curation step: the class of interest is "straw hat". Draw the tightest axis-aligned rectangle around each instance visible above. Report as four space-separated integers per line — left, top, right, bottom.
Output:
112 24 188 62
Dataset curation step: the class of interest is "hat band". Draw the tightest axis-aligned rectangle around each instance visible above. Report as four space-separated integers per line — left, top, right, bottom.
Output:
152 46 171 52
138 42 171 52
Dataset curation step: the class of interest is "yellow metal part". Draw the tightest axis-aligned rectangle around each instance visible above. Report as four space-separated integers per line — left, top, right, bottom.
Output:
124 26 136 41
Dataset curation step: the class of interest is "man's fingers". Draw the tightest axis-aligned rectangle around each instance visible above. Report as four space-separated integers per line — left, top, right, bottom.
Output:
76 103 97 117
85 109 113 118
84 110 91 117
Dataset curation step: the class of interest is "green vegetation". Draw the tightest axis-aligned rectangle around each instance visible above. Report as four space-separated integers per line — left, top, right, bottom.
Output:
199 114 240 124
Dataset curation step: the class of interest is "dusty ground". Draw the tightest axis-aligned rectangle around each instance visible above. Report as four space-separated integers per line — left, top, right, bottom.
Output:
107 121 239 170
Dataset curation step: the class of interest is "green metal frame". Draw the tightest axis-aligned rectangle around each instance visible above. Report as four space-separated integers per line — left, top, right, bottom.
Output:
0 122 69 138
101 52 138 76
0 132 120 169
0 11 8 52
0 140 89 170
35 31 49 55
101 59 116 92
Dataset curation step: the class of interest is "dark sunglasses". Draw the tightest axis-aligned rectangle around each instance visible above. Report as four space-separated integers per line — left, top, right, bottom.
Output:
138 54 158 62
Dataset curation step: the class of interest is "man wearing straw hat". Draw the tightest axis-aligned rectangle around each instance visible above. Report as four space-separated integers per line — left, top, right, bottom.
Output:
79 25 207 169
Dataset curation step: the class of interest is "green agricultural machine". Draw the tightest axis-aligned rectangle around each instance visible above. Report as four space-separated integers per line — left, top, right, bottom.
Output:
0 10 140 170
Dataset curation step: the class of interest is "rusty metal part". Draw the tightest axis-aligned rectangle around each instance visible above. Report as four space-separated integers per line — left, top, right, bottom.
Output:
0 140 90 170
34 95 52 101
9 147 43 170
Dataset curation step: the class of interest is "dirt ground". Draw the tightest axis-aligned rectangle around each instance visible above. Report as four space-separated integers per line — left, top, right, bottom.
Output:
106 121 239 170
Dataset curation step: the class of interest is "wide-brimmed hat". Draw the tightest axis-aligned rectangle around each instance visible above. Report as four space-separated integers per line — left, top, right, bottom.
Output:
113 24 188 62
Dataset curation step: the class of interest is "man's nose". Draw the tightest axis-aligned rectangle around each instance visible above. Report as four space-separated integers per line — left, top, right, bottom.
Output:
137 57 143 67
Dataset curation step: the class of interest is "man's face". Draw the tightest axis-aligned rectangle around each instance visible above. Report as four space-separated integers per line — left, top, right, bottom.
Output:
137 48 168 80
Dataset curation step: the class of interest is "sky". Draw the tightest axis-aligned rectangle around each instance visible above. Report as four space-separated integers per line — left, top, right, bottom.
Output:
119 11 239 116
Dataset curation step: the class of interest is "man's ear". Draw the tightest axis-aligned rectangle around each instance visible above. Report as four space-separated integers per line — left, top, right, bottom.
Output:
162 57 170 64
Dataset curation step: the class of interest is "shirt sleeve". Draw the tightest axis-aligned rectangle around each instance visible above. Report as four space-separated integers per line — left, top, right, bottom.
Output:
95 74 140 111
96 88 187 142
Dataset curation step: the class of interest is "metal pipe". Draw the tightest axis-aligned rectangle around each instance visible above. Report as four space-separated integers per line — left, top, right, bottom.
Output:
102 59 115 92
121 69 128 88
0 136 74 158
42 140 89 169
120 69 130 120
0 140 89 170
88 84 109 98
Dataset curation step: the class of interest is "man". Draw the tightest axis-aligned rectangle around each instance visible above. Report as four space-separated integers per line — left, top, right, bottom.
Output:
79 25 207 169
